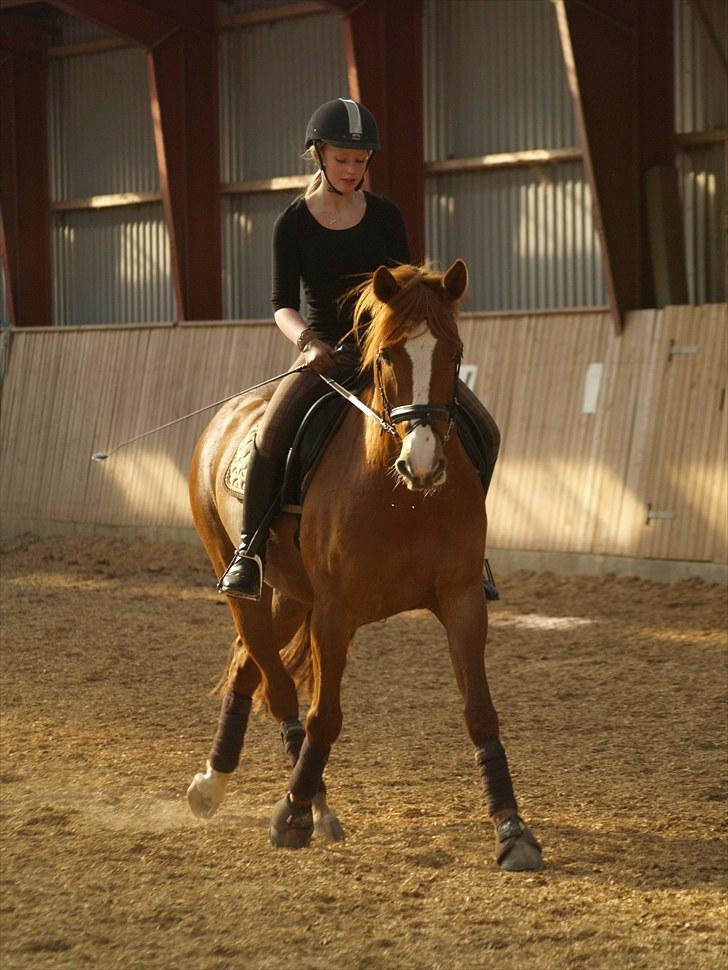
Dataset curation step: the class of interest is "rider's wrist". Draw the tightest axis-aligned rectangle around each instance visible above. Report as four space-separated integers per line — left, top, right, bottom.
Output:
296 327 316 353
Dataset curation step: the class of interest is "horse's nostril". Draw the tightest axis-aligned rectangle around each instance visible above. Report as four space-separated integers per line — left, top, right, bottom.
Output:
395 458 410 478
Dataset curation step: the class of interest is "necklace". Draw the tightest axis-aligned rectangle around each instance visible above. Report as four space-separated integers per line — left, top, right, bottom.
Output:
326 211 342 226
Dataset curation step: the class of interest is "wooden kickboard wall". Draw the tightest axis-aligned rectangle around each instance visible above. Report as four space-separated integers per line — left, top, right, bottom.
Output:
1 306 726 564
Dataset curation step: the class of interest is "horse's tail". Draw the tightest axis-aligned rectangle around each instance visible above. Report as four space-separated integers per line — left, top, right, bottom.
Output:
212 634 245 698
253 611 314 711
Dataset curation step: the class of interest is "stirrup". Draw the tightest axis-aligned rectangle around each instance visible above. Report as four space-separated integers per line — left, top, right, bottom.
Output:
217 550 264 601
482 558 499 601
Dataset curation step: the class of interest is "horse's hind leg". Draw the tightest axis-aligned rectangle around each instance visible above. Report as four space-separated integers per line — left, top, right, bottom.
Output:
270 608 353 849
435 584 543 872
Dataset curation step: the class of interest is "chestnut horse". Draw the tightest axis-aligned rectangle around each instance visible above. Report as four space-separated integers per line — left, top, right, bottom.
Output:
187 260 542 871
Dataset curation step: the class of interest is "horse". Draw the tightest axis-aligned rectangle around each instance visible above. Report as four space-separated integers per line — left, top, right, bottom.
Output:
186 259 542 871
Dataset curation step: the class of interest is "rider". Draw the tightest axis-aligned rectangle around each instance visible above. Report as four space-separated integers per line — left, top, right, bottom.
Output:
218 98 501 601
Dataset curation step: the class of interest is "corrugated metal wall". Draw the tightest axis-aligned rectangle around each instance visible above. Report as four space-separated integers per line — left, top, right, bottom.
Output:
674 0 727 304
31 0 726 325
423 0 576 159
679 144 726 306
0 270 8 328
48 47 158 199
220 10 347 318
52 206 173 326
674 0 727 133
423 0 606 310
2 306 725 566
427 163 605 312
47 45 171 324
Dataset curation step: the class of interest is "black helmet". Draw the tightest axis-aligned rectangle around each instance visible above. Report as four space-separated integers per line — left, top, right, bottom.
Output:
305 98 381 151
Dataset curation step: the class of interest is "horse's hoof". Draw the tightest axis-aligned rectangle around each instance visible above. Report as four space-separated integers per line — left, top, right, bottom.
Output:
494 816 544 872
312 794 346 843
269 794 314 849
186 763 230 820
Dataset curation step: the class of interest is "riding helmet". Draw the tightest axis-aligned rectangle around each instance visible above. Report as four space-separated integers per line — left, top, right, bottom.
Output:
304 98 381 151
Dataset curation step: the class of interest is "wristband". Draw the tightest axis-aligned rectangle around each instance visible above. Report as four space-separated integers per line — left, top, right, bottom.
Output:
296 328 316 352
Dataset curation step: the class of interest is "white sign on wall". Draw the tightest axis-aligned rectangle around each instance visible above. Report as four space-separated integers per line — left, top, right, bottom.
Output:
460 364 479 391
582 362 604 414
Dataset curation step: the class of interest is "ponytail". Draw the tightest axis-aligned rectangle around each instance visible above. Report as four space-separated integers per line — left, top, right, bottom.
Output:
305 170 323 198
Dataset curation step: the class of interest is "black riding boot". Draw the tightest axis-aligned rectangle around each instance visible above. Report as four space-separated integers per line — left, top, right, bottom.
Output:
481 452 500 602
217 444 283 600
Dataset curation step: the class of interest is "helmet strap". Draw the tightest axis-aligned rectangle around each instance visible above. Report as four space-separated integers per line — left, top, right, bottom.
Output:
314 143 343 196
355 152 374 191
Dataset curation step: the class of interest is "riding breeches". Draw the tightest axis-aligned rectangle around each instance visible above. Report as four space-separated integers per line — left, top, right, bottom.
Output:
254 344 361 462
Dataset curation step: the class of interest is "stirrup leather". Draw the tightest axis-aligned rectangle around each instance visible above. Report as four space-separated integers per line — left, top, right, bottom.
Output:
482 558 499 601
217 549 264 601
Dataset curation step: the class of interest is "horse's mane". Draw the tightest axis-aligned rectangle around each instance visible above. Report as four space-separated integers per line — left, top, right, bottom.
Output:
351 263 464 371
348 263 465 470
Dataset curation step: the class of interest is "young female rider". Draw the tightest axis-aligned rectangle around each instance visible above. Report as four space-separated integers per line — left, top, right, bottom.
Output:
218 98 500 600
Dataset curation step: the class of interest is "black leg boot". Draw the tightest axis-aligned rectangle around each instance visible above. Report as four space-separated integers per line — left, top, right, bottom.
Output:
482 454 500 602
456 381 501 602
217 444 283 600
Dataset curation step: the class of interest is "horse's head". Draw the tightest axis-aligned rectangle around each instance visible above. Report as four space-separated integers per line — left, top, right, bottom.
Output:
354 260 467 492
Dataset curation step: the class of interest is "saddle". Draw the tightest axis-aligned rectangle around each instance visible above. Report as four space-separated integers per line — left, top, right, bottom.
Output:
224 386 492 512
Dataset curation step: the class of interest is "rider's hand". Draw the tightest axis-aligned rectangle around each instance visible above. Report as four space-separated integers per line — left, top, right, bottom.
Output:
303 339 337 374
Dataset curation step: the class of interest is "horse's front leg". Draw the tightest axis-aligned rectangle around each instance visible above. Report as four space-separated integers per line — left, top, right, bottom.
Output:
436 583 543 871
270 608 352 848
187 590 303 821
187 647 259 819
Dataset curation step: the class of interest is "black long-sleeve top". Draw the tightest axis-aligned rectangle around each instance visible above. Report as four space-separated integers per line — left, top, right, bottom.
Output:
271 191 411 346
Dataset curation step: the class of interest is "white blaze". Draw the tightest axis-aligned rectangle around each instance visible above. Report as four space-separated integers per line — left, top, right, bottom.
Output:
401 327 439 477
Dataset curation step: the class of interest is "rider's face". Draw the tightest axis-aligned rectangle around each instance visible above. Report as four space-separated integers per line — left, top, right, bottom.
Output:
320 144 370 192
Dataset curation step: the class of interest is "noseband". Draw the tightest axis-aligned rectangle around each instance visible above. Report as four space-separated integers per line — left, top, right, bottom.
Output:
375 347 461 442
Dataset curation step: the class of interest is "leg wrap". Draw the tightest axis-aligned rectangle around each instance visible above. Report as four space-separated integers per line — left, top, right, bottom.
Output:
288 736 331 803
475 739 518 816
281 719 327 795
280 718 306 768
209 690 252 773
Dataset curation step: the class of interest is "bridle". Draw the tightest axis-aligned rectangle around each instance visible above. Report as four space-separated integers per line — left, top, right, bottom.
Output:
317 330 463 443
373 344 462 443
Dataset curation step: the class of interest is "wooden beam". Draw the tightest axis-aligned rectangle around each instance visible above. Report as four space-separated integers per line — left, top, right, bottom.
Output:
0 16 52 327
223 2 330 30
51 191 163 211
427 147 584 175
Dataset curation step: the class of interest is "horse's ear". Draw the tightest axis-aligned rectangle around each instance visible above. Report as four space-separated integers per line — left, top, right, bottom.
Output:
444 259 468 302
373 265 400 304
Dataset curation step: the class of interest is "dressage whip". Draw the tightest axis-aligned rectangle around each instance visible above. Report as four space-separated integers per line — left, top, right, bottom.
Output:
90 361 309 463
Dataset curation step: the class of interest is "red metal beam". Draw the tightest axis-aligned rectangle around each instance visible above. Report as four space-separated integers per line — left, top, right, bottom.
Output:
335 0 425 263
554 0 679 331
0 16 52 327
147 22 222 319
51 1 210 47
51 1 222 320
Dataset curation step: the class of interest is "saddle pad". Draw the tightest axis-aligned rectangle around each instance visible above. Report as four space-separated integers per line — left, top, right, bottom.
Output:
224 424 258 500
